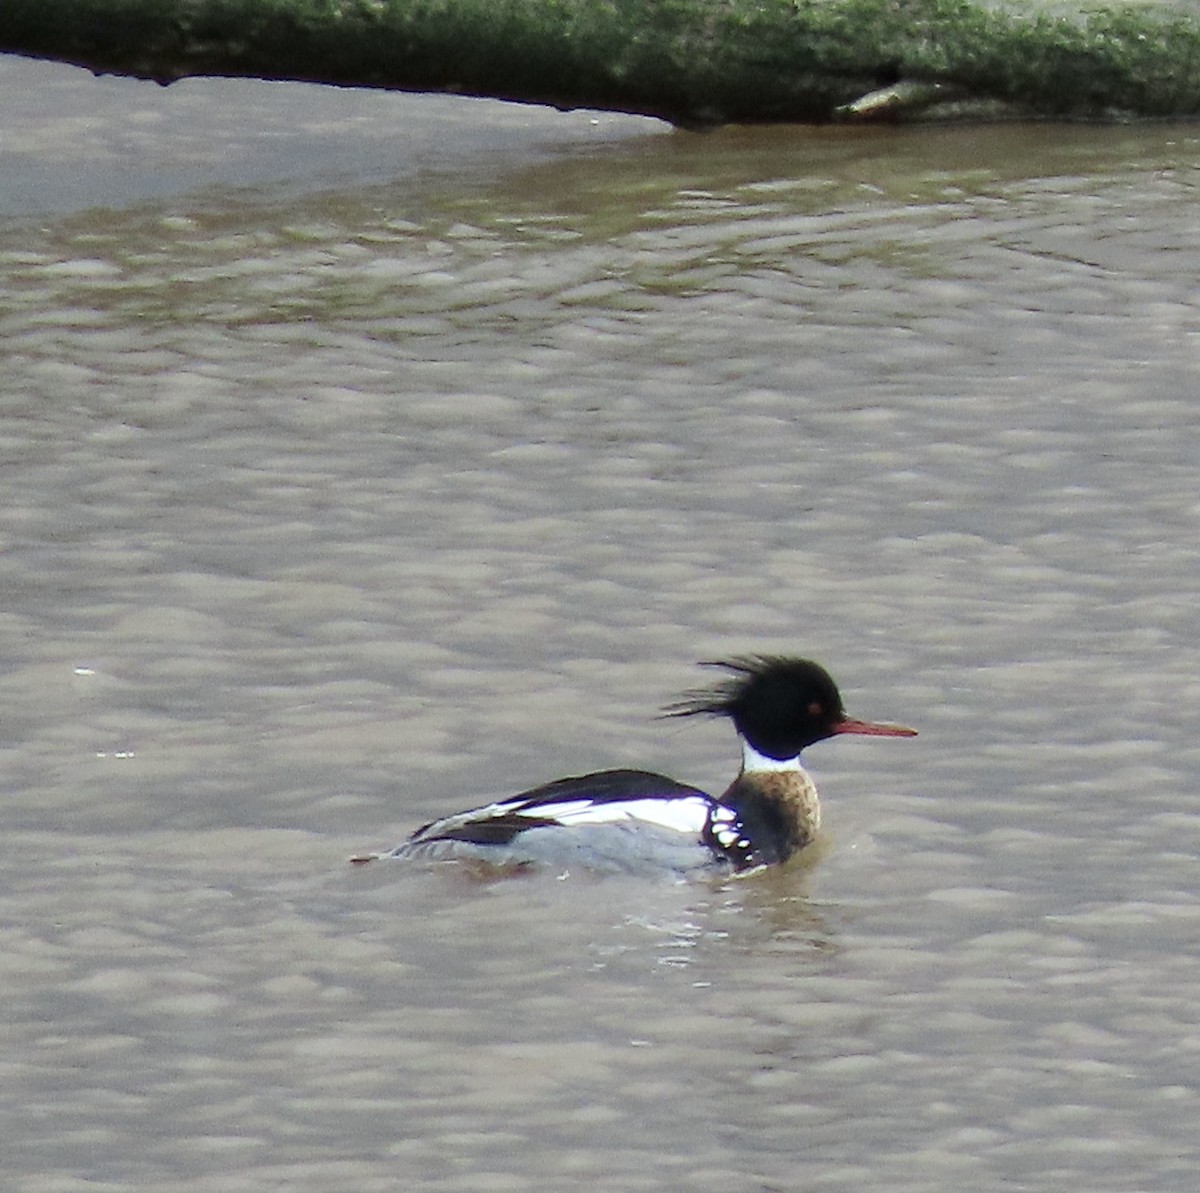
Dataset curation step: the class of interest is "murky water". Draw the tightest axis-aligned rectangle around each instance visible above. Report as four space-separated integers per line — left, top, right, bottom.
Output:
4 54 1200 1193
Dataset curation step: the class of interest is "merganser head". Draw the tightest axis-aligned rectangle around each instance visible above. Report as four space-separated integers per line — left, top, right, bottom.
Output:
665 656 916 761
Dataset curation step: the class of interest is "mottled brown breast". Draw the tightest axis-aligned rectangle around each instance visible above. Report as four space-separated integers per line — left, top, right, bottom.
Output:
752 769 821 847
717 769 821 866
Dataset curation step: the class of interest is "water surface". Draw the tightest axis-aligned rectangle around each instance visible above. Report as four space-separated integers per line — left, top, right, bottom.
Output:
3 55 1200 1193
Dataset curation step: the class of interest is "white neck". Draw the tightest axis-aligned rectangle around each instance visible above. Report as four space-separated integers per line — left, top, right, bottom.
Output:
740 738 802 775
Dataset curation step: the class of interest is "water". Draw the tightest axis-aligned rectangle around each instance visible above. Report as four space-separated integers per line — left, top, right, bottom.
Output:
3 54 1200 1192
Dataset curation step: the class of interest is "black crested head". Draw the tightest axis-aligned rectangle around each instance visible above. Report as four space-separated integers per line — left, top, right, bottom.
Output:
664 656 847 760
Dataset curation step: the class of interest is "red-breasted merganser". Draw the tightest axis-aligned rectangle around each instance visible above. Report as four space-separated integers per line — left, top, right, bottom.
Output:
353 656 916 876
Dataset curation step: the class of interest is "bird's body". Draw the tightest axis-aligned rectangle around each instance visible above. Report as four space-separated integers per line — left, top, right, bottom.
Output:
354 656 915 877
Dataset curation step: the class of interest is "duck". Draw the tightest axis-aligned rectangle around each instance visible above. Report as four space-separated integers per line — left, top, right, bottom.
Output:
352 656 916 876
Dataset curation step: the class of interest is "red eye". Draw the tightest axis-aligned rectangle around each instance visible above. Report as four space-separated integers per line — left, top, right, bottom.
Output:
807 701 823 717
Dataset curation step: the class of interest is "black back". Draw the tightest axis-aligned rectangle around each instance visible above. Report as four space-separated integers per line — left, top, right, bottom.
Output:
409 768 712 848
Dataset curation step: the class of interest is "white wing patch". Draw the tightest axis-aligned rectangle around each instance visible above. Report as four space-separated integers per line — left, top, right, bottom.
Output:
517 795 713 836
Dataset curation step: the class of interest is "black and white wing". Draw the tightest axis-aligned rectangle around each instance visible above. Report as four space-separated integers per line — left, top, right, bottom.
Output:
359 768 734 875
